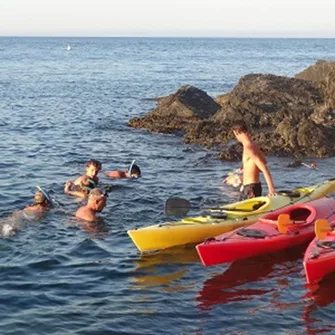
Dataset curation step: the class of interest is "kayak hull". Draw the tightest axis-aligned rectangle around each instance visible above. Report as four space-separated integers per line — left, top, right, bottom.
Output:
304 228 335 284
128 179 335 253
128 217 252 254
196 197 335 266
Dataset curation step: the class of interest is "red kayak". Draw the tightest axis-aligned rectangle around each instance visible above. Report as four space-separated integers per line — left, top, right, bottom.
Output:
304 219 335 284
196 197 335 266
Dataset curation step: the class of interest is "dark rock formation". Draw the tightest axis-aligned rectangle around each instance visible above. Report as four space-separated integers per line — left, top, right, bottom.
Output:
296 60 335 113
295 60 335 83
128 85 220 134
128 61 335 160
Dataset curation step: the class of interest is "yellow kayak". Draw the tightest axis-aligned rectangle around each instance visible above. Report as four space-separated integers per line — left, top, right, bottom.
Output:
128 179 335 253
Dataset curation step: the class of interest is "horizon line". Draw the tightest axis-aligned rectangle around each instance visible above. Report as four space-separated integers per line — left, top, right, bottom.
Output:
1 35 335 39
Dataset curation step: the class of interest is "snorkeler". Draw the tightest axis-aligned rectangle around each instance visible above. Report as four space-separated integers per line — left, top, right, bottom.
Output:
64 159 102 198
105 160 141 179
24 186 54 214
75 188 108 222
287 160 317 169
222 168 243 188
1 186 53 237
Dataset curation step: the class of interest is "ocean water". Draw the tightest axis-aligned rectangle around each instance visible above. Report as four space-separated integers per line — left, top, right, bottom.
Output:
0 37 335 335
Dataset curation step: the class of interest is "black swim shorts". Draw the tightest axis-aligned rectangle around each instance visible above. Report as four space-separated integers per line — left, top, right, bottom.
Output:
240 183 262 201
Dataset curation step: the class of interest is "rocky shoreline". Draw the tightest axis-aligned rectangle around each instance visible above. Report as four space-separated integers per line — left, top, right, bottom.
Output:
128 60 335 161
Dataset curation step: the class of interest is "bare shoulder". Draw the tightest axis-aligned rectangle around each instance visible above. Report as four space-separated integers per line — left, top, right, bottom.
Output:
74 175 85 185
248 142 268 164
246 142 262 154
245 142 256 154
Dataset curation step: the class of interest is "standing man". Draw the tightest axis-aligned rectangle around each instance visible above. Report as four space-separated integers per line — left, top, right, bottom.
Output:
232 120 276 200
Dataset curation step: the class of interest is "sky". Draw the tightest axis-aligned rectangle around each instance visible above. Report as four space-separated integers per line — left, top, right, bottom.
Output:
1 0 335 37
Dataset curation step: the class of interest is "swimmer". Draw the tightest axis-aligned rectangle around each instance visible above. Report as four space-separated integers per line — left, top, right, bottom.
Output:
287 160 317 169
105 160 141 179
75 188 108 222
222 168 243 188
64 159 102 198
1 187 53 237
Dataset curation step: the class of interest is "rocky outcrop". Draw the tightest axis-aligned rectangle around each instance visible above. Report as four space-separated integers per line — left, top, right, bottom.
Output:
295 60 335 83
128 61 335 160
296 60 335 111
128 85 220 134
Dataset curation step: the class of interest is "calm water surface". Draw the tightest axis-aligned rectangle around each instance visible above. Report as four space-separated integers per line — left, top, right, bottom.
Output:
0 37 335 334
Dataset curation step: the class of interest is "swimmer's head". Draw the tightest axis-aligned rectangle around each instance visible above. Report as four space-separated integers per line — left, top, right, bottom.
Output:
35 187 53 207
88 188 108 212
127 160 141 178
85 159 102 178
311 162 317 169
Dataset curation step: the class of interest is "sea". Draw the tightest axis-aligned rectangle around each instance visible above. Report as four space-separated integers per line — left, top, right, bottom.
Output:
0 37 335 335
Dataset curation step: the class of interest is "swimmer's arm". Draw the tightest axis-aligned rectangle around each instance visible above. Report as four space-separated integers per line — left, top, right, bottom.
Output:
64 181 87 198
72 175 87 186
105 170 124 179
64 189 87 198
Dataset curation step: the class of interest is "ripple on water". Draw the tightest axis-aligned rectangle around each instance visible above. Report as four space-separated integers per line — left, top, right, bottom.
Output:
1 37 335 335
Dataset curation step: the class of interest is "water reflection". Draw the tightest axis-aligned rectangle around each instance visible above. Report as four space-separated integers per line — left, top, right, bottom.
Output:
0 209 50 237
64 215 110 239
131 246 200 292
197 245 305 310
302 274 335 335
78 219 110 238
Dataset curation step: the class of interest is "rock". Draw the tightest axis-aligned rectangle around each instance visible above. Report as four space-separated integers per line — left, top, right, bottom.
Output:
295 60 335 83
214 74 322 127
296 120 335 157
296 60 335 111
311 106 335 129
128 85 221 134
218 146 242 161
192 73 324 157
128 61 335 159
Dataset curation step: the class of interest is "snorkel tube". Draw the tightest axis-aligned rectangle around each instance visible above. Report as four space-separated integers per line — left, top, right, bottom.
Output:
37 186 54 207
128 160 137 178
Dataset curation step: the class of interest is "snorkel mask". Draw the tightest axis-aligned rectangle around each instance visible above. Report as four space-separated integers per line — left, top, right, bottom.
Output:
88 188 109 200
36 186 54 207
128 159 141 179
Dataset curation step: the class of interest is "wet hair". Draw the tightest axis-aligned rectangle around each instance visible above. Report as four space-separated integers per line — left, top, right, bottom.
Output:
231 120 249 133
127 160 141 178
35 186 53 206
35 191 46 204
130 164 141 177
88 188 108 200
86 159 102 171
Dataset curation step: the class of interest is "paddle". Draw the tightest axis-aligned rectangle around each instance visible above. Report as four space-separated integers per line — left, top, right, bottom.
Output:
277 214 293 234
315 219 332 240
164 197 266 216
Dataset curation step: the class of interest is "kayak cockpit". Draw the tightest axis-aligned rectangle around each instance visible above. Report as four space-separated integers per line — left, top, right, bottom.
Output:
262 206 315 226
